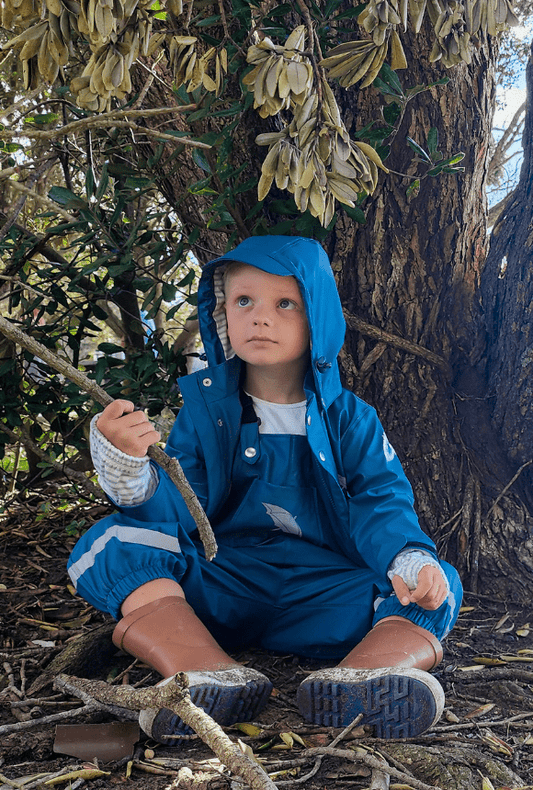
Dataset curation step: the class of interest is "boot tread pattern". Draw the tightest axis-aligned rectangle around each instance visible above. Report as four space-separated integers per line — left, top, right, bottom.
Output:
151 678 272 742
298 674 437 739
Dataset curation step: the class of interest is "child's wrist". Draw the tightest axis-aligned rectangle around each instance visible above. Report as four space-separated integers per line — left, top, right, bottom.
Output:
387 549 445 591
91 414 150 469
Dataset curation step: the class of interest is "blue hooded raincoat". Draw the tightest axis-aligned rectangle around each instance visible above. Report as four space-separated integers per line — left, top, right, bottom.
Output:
68 236 462 660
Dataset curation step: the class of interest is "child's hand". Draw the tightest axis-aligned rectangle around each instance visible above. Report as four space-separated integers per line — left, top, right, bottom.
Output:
97 399 161 457
391 565 448 610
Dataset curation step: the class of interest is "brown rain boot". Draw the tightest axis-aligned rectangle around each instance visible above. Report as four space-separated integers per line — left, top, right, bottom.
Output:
297 616 445 739
112 596 272 743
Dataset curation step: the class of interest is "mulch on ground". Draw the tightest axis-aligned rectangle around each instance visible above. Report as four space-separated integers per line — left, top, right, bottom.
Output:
2 486 533 790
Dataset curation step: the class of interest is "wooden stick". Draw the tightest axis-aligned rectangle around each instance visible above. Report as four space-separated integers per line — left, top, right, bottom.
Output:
55 674 279 790
0 314 218 560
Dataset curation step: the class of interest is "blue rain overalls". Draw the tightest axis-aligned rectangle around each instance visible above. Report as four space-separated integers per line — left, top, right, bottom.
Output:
68 395 462 660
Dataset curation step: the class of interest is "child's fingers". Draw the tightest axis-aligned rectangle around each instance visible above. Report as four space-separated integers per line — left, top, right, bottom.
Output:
411 567 448 609
100 399 135 420
391 575 412 606
97 400 160 456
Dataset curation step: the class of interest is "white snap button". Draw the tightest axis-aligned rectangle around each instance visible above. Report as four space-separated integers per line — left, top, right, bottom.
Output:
202 378 212 387
245 447 257 458
217 419 223 426
307 416 311 425
319 452 326 462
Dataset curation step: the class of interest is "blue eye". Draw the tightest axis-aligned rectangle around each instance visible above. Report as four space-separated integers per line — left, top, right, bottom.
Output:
279 299 296 310
237 296 250 307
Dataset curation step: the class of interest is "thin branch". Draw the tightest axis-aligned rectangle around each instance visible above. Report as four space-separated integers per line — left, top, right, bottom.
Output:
0 313 218 560
486 459 533 518
489 101 526 179
487 186 515 227
343 311 451 375
132 53 165 108
0 111 210 149
274 756 324 786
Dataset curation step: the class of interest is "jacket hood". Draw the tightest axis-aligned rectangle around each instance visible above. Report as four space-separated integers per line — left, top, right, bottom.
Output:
197 236 346 406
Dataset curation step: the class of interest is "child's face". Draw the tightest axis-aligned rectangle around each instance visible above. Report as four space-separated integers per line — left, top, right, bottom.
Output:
224 265 310 376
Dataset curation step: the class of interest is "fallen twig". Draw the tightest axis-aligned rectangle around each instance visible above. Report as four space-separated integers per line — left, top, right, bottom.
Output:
329 713 363 747
55 673 278 790
0 694 138 737
274 755 324 786
0 313 217 560
303 746 444 790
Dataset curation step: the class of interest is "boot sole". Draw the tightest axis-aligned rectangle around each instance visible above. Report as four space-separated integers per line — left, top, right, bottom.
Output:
141 672 273 743
297 667 444 739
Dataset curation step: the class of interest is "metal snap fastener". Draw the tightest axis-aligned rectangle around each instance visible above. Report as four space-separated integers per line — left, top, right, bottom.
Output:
307 415 312 425
319 451 326 462
202 377 212 387
245 447 257 458
217 419 223 426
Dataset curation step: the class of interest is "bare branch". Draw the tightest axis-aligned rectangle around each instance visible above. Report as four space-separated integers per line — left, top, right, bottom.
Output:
0 106 211 150
343 311 451 375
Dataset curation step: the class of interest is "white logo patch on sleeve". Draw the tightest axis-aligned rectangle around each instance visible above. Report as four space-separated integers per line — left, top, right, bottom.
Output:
383 433 396 462
262 503 303 536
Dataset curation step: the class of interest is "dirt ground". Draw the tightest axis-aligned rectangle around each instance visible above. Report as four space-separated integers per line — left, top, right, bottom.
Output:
3 487 533 790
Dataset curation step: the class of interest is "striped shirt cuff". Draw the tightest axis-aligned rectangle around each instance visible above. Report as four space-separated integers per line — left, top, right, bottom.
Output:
387 549 450 594
90 414 158 506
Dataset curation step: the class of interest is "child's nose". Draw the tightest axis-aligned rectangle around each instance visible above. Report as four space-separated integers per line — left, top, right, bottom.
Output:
252 306 272 325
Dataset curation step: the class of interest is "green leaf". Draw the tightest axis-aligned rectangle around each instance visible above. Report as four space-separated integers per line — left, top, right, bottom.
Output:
48 186 88 210
98 342 126 354
328 4 364 20
405 77 449 99
193 148 212 173
382 102 401 126
427 152 465 177
24 113 59 124
375 63 404 98
176 269 196 287
195 13 222 26
406 137 432 164
188 177 218 195
427 127 439 156
125 176 153 189
212 103 243 118
322 0 344 17
95 161 109 202
406 178 420 198
86 167 95 199
187 107 211 123
162 283 176 301
343 204 366 224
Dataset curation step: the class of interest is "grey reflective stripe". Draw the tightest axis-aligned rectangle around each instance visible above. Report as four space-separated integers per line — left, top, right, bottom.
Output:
68 525 181 587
